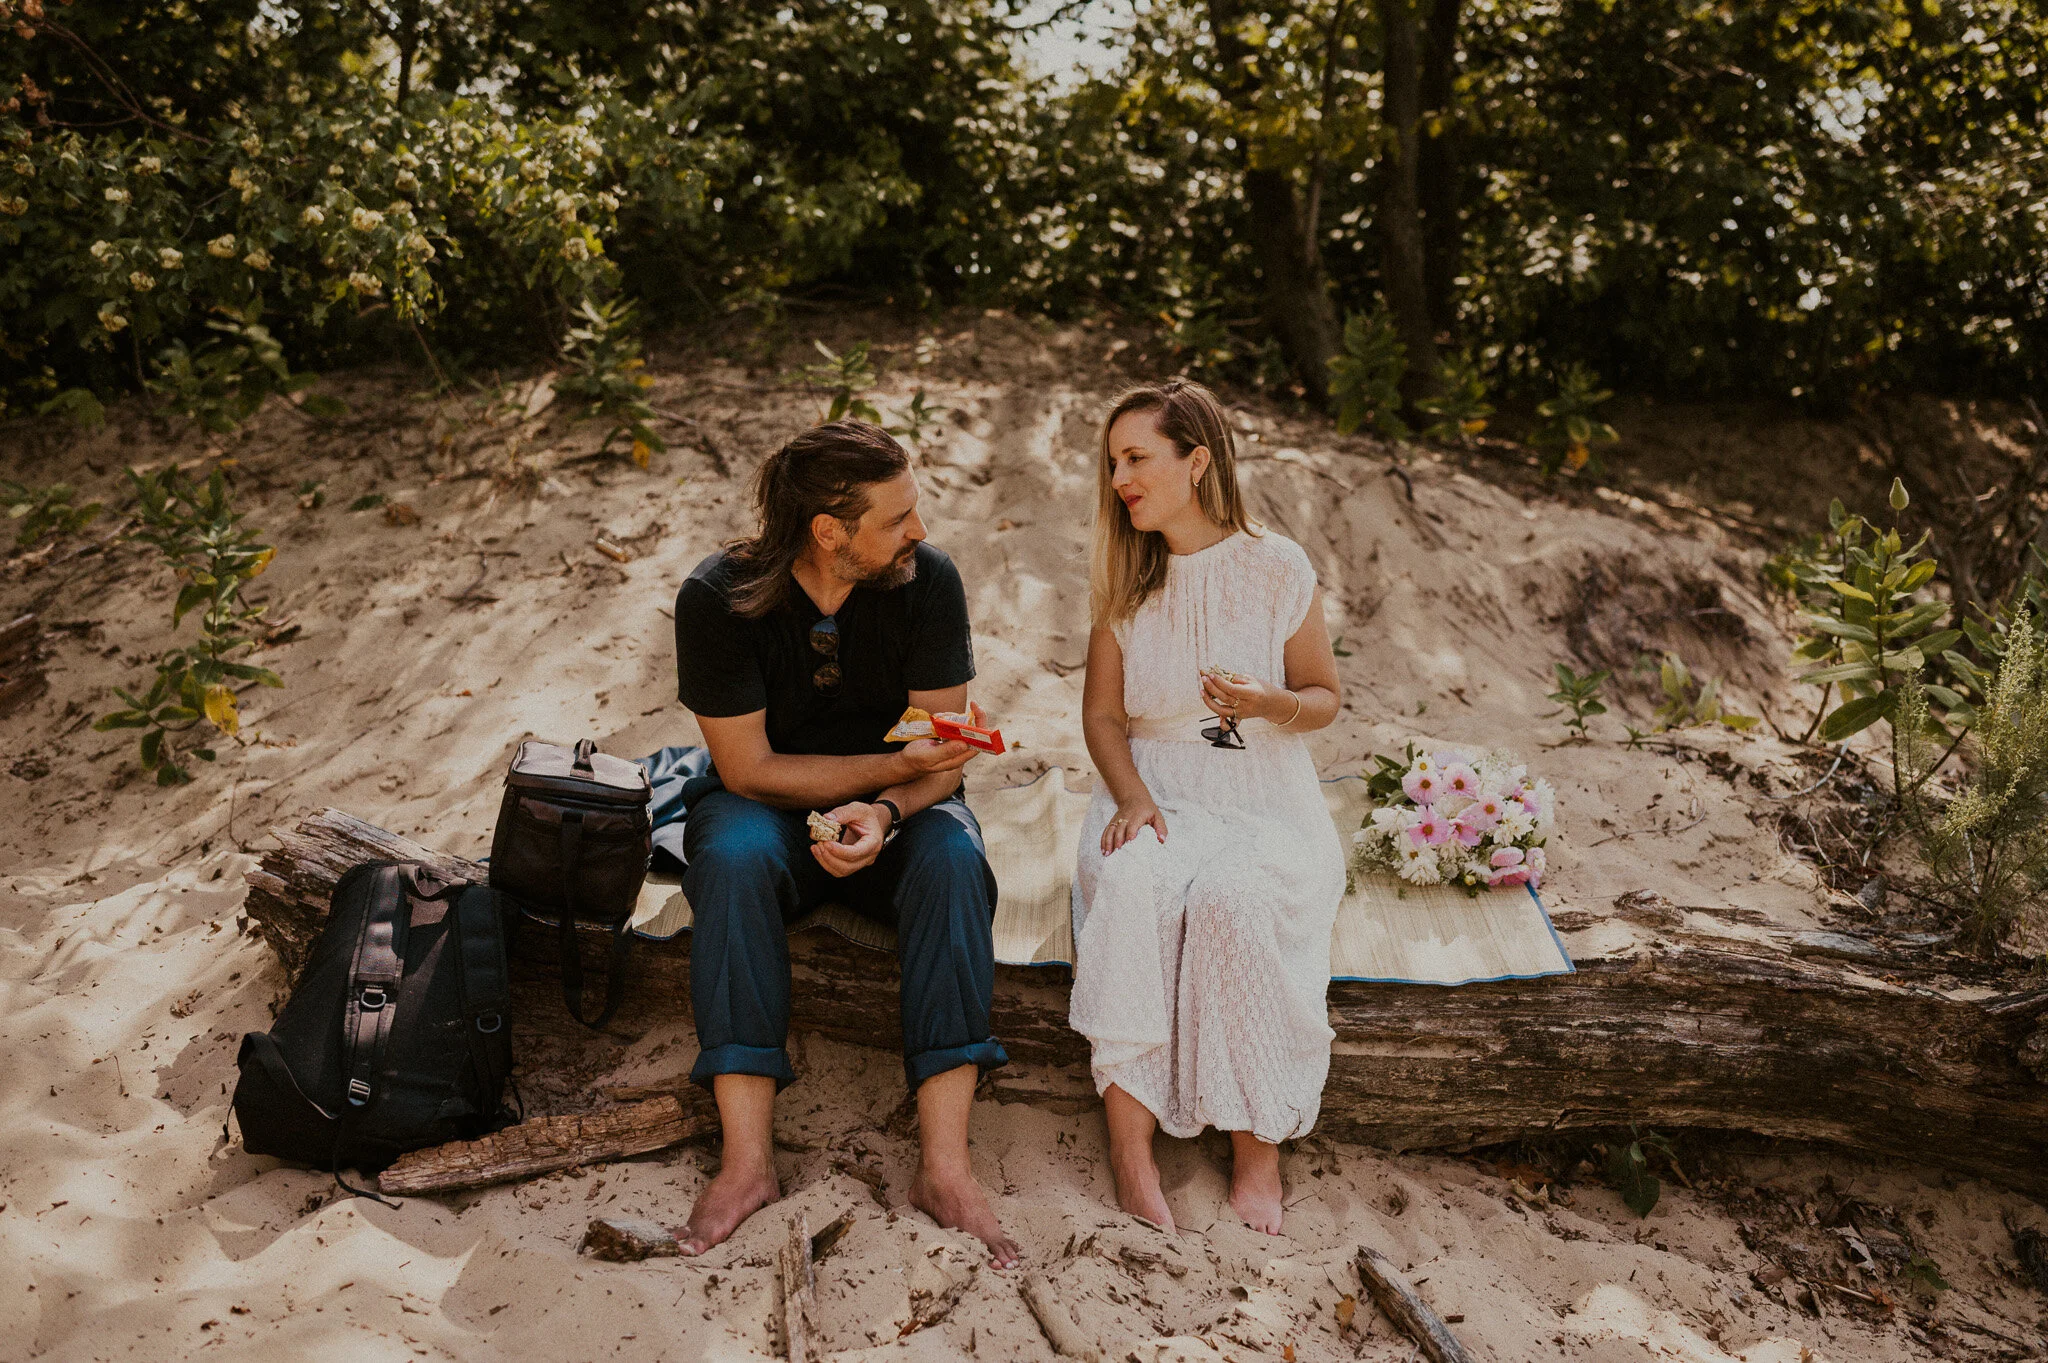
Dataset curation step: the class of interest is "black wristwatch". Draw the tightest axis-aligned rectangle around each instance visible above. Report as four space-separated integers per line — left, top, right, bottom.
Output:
874 798 904 840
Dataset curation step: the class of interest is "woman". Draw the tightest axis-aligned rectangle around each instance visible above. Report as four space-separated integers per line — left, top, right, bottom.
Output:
1071 378 1345 1237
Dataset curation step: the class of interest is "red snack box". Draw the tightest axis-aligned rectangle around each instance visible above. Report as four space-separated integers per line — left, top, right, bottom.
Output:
931 713 1006 754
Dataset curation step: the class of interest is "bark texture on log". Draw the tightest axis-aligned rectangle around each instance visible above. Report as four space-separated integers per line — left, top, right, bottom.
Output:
1020 1273 1103 1363
1356 1246 1475 1363
779 1213 814 1363
378 1096 712 1195
247 810 2048 1199
581 1216 681 1262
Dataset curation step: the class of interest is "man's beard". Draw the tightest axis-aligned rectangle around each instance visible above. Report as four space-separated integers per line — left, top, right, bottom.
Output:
838 542 918 591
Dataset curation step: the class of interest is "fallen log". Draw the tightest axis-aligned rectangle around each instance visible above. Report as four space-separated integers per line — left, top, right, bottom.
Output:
246 809 2048 1199
378 1095 715 1195
581 1216 682 1262
1355 1246 1475 1363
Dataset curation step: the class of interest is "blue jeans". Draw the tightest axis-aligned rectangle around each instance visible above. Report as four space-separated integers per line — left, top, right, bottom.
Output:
680 786 1009 1093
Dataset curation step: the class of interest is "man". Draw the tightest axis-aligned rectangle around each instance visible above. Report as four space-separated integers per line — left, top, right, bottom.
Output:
670 418 1018 1266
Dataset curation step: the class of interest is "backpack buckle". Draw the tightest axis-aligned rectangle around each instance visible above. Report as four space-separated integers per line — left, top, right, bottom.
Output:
346 1077 373 1106
475 1012 503 1034
359 986 388 1011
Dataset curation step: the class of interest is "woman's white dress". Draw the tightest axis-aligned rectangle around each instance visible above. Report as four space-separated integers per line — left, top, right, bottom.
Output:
1071 529 1345 1143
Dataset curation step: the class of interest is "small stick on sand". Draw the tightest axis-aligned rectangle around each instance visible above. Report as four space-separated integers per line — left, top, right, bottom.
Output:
1356 1246 1477 1363
780 1211 814 1363
378 1097 712 1195
1019 1274 1102 1362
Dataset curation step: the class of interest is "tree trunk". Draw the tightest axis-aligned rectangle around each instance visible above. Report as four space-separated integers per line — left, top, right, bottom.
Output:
1417 0 1465 337
1209 0 1342 402
245 811 2048 1200
394 0 422 104
1375 0 1439 401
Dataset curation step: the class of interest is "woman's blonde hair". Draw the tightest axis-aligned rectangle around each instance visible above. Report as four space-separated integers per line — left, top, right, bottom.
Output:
1089 378 1255 624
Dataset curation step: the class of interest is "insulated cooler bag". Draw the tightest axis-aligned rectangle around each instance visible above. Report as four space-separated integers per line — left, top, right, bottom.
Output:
488 738 652 1028
233 862 517 1182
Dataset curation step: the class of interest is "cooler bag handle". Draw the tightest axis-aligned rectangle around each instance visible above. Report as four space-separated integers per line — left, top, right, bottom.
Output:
572 738 597 773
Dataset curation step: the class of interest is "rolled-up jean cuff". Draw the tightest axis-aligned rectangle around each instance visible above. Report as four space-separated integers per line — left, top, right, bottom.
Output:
905 1039 1009 1092
691 1043 798 1092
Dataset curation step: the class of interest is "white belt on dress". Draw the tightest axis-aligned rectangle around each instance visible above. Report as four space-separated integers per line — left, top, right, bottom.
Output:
1126 712 1275 743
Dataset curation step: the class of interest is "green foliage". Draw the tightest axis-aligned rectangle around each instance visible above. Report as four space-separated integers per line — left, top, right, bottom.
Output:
1415 355 1494 445
1159 307 1236 375
2 480 102 549
1896 615 2048 954
557 296 664 466
1532 365 1619 476
888 390 948 446
148 309 343 434
1605 1127 1679 1218
1651 653 1759 733
1327 309 1408 439
93 465 281 785
35 388 107 431
1781 484 1965 761
799 341 882 425
1903 1256 1953 1295
1546 663 1610 739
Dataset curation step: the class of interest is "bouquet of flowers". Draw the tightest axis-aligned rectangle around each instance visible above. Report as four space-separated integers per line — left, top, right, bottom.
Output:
1350 744 1555 894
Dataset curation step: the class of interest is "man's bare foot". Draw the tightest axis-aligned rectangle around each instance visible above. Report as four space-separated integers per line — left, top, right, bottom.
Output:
911 1163 1023 1268
1110 1148 1176 1234
677 1161 780 1255
1228 1132 1284 1235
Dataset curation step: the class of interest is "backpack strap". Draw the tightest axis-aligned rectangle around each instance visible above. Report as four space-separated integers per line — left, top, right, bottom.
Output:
571 738 597 773
554 811 631 1030
449 885 513 1095
342 864 411 1110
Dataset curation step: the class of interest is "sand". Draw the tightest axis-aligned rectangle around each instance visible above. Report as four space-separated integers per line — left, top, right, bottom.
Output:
3 311 2044 1360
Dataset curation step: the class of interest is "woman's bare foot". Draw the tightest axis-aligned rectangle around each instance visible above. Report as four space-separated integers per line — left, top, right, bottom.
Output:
910 1163 1022 1268
677 1159 780 1255
1110 1146 1176 1233
1228 1132 1284 1235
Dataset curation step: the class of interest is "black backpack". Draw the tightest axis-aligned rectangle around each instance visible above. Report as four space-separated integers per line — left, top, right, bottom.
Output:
487 738 652 1029
233 862 517 1192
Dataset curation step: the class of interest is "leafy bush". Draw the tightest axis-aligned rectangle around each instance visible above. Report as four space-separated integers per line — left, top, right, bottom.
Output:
1416 355 1494 445
93 464 280 785
1545 663 1610 739
1605 1127 1680 1218
1532 365 1619 476
1327 309 1408 438
148 308 343 434
799 341 883 425
2 479 100 548
1896 615 2048 953
557 296 663 466
1650 653 1758 732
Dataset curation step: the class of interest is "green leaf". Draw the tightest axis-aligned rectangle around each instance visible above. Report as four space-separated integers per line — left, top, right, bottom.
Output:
1819 692 1897 742
1800 660 1882 686
1924 685 1964 709
348 493 386 512
1912 629 1961 658
1801 616 1877 645
1824 580 1875 604
93 710 151 731
172 581 214 627
156 705 200 724
1898 559 1938 592
140 728 165 770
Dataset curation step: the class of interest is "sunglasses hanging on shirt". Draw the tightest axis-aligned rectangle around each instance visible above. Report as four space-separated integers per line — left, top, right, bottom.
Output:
809 616 841 694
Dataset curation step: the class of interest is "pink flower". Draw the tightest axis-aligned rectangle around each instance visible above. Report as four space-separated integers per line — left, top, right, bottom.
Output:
1488 868 1531 888
1525 846 1547 888
1408 811 1450 846
1448 818 1483 848
1489 847 1525 870
1402 769 1441 806
1520 788 1542 815
1441 764 1480 797
1465 792 1506 830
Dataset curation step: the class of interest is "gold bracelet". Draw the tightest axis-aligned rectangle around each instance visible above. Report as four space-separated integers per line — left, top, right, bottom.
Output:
1278 689 1303 727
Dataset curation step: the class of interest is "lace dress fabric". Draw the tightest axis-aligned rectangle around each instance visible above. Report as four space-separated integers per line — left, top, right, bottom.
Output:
1070 529 1345 1143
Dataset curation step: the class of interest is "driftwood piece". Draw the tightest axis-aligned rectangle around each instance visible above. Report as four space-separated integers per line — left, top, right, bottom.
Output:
246 810 2048 1198
581 1216 682 1261
378 1096 713 1195
1019 1274 1101 1362
779 1212 813 1363
1356 1246 1476 1363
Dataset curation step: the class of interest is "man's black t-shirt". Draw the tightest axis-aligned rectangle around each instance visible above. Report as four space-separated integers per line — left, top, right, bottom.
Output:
673 542 975 756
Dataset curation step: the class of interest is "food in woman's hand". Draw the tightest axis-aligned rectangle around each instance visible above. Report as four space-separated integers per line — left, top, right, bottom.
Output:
1201 665 1252 686
806 811 844 844
884 705 1007 754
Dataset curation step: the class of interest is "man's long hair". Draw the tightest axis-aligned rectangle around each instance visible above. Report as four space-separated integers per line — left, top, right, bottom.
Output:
724 420 912 618
1089 378 1255 625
